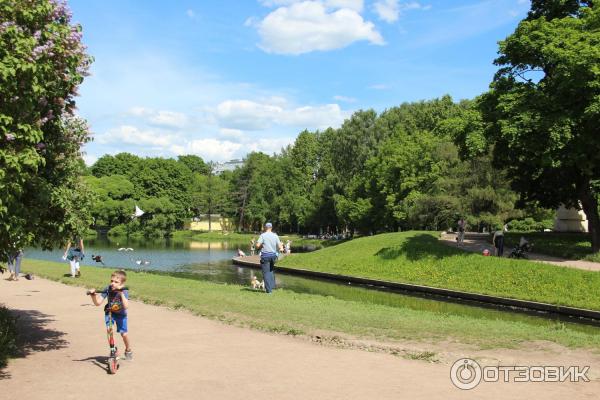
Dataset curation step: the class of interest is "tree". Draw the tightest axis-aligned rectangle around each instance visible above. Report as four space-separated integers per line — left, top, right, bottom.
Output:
191 169 232 232
480 2 600 250
0 0 93 258
177 154 209 175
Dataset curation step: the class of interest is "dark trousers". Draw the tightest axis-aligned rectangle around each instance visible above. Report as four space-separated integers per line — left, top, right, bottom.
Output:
260 255 277 293
495 236 505 257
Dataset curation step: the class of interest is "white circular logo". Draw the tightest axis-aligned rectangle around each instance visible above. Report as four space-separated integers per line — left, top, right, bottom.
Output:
450 358 482 390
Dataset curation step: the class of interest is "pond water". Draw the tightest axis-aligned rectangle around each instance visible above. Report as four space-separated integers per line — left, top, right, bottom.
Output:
25 236 600 335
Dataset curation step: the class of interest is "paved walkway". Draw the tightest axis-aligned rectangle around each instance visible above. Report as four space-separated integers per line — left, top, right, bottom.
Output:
2 277 599 399
440 233 600 272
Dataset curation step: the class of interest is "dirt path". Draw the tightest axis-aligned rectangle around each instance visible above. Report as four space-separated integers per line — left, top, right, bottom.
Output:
440 233 600 272
1 277 599 399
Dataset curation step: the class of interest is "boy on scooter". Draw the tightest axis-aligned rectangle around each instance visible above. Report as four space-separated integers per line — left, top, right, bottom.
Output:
87 270 133 360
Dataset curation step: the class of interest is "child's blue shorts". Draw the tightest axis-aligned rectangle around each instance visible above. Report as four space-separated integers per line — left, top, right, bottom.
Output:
105 313 128 333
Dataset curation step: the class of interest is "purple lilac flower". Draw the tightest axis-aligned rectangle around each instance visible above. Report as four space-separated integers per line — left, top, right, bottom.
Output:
5 133 15 142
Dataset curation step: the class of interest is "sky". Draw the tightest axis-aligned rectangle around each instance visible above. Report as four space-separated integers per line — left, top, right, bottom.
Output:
67 0 532 165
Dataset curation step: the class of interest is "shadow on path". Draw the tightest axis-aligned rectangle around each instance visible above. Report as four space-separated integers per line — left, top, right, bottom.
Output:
73 355 109 373
0 309 68 380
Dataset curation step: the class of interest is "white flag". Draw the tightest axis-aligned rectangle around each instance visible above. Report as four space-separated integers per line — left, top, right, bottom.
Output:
133 205 145 218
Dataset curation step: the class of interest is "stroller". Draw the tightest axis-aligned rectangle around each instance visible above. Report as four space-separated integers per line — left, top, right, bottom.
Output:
508 239 533 259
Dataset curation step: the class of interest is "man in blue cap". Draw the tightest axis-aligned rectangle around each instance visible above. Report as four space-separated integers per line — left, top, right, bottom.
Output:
255 222 283 293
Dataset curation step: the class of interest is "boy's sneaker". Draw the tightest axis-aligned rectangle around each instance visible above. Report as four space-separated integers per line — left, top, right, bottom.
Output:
75 270 81 278
124 350 133 361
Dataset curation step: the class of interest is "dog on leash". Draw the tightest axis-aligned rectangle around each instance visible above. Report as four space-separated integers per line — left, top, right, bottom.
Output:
251 276 265 290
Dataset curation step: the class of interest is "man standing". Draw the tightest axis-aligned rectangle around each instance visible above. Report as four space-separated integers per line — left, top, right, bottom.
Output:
255 222 283 294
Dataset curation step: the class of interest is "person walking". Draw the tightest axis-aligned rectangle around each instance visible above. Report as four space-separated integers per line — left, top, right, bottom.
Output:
7 249 23 281
457 218 466 246
493 226 505 257
255 222 283 294
63 238 85 277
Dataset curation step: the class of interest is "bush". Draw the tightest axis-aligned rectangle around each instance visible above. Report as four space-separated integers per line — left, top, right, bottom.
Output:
508 217 553 232
0 306 18 369
107 224 128 237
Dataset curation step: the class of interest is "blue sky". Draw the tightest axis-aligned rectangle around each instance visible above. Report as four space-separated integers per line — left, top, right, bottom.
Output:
69 0 531 164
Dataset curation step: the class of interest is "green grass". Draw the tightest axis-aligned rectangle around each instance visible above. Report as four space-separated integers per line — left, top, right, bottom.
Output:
278 231 600 311
502 232 597 260
19 258 600 351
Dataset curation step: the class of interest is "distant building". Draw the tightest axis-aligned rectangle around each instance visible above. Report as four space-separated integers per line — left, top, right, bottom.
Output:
213 159 244 175
184 214 235 232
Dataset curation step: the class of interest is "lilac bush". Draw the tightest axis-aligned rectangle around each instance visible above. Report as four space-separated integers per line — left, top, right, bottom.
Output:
0 0 94 258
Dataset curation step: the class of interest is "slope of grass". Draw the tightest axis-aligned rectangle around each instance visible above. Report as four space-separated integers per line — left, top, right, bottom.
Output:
278 231 600 310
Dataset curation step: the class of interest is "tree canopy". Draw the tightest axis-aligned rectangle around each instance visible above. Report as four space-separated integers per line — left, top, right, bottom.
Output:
479 1 600 249
0 0 93 259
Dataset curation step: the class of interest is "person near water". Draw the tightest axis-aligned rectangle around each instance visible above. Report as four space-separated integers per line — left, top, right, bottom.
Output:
63 238 85 277
255 222 284 294
7 249 23 281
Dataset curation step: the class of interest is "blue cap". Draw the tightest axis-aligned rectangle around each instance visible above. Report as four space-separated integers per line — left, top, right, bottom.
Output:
265 222 273 228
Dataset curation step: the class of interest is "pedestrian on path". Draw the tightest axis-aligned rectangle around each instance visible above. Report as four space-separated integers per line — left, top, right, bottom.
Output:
255 222 284 294
63 238 85 278
457 218 466 246
493 226 505 257
7 249 23 281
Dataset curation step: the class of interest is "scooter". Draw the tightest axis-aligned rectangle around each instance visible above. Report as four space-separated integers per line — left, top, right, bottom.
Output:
87 288 125 374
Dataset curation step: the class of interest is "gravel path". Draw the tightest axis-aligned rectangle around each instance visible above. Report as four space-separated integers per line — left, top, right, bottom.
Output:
1 277 598 399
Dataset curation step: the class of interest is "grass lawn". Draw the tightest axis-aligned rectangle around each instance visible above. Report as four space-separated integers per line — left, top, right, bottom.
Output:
17 259 600 352
503 232 599 261
278 231 600 311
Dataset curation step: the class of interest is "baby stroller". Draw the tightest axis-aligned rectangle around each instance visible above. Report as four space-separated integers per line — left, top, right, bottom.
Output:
508 240 533 259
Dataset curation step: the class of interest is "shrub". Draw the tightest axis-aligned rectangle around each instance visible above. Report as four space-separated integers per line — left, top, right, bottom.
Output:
0 306 18 369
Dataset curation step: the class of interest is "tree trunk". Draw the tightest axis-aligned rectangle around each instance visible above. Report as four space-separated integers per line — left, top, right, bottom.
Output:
579 182 600 252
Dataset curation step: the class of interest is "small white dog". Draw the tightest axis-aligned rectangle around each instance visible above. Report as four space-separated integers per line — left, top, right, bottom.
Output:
251 276 265 290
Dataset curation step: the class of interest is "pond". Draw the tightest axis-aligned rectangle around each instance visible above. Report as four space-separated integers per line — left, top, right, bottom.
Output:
25 236 600 335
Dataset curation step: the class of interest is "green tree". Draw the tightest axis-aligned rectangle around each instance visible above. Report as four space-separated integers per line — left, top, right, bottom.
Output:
178 154 209 175
191 170 232 232
480 2 600 250
0 0 93 258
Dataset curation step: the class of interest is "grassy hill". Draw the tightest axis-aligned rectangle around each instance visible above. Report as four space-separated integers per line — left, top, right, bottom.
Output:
279 231 600 310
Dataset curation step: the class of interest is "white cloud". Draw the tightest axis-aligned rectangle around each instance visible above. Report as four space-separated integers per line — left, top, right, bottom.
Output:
373 1 428 23
246 137 296 155
97 125 175 147
213 99 347 131
261 0 363 11
215 100 282 130
279 104 345 129
333 95 357 103
149 111 188 129
368 83 390 90
186 9 196 19
178 139 243 161
219 128 247 140
254 1 384 55
128 106 153 117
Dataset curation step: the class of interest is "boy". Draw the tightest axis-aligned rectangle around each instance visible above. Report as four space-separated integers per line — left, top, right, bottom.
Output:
87 270 133 360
